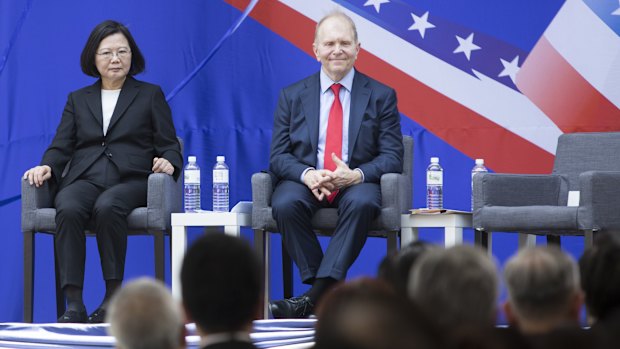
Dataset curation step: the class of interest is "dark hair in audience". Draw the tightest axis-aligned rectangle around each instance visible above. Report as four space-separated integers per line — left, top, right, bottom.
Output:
81 20 145 77
181 234 262 333
314 277 443 349
579 232 620 322
378 240 434 296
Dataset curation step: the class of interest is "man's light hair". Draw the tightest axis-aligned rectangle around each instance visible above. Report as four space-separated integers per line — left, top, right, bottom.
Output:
408 245 499 328
314 10 359 44
107 278 183 349
504 246 580 321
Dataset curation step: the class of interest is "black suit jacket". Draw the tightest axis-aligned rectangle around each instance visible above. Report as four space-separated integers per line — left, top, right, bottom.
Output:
269 70 403 184
41 77 182 187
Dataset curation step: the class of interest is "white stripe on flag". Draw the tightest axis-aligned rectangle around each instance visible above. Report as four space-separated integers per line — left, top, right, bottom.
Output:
280 0 561 154
545 0 620 108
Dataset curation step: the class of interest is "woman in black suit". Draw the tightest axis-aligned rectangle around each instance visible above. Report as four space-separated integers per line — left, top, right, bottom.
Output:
23 20 182 323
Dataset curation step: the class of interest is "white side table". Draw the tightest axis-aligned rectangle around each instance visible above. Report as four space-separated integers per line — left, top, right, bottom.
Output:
171 202 252 299
400 210 474 247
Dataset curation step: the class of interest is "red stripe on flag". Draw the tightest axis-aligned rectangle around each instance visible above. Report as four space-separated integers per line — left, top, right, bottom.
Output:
225 0 555 173
517 36 620 133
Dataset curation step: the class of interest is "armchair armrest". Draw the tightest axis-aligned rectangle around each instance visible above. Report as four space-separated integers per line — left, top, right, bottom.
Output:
146 173 181 230
251 173 273 209
21 179 55 232
578 171 620 231
473 173 568 209
251 172 273 230
380 172 411 213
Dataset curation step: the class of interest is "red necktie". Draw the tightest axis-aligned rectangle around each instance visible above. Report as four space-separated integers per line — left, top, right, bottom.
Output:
324 83 343 203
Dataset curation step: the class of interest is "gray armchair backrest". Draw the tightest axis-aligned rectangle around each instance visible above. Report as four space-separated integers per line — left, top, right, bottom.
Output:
553 132 620 191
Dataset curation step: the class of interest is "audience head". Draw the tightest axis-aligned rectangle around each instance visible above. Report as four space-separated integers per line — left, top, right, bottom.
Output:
579 231 620 324
503 246 583 334
315 277 442 349
378 240 434 296
408 245 499 329
107 277 184 349
181 234 262 335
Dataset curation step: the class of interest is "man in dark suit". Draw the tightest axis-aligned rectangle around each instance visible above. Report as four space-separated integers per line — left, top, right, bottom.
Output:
181 234 261 349
269 11 403 318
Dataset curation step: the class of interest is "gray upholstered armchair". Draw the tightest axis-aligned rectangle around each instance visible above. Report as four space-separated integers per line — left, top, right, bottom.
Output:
21 138 183 322
473 132 620 249
252 135 413 300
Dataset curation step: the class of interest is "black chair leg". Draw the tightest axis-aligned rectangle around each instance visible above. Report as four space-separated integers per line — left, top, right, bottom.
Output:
54 250 65 319
23 231 35 323
154 231 166 282
282 241 293 299
547 235 561 246
475 229 489 249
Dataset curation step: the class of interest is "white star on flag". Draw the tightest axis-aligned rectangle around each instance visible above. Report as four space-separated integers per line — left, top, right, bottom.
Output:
453 33 481 61
363 0 390 14
613 1 620 15
498 56 520 84
408 11 435 39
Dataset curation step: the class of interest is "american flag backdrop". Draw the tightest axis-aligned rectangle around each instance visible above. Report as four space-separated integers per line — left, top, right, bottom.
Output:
227 0 620 175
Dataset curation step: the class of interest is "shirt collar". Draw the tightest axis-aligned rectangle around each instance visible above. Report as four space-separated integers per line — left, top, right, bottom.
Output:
320 67 355 94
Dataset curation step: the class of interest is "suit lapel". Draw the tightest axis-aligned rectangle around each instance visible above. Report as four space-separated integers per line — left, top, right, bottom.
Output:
107 77 140 134
300 73 321 153
85 81 103 129
348 72 370 160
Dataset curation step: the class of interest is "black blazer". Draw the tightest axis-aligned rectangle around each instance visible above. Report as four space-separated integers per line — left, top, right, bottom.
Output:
41 77 182 187
269 70 403 184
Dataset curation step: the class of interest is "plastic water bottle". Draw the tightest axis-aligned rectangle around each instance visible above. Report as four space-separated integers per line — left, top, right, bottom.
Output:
426 157 443 209
213 156 229 212
471 158 488 211
184 156 201 212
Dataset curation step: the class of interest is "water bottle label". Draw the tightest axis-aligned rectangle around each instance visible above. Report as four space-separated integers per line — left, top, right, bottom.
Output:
427 171 443 185
213 169 229 183
185 170 200 184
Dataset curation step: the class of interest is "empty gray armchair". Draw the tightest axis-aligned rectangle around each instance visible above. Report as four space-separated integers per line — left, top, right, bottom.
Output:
252 135 412 300
21 138 183 323
473 132 620 248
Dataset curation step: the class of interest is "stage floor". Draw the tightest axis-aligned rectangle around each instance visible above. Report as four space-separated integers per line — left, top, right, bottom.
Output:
0 319 315 348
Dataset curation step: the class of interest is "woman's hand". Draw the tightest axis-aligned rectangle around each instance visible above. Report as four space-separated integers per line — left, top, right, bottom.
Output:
23 165 52 187
152 157 174 176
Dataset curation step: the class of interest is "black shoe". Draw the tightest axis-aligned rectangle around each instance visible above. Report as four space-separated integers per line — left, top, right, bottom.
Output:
58 309 87 323
270 295 315 319
87 307 106 323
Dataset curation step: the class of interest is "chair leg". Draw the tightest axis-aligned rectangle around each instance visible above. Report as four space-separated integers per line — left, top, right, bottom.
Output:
254 229 270 319
475 229 489 249
282 240 293 299
584 230 595 249
54 251 65 319
387 231 398 254
23 231 35 323
547 235 561 246
154 231 166 282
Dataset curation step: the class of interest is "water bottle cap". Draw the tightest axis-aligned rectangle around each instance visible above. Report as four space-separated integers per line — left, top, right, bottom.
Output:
430 157 439 163
188 156 196 163
475 159 484 165
217 156 225 162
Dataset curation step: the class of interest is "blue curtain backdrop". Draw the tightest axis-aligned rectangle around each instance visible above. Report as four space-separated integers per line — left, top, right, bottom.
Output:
1 0 605 322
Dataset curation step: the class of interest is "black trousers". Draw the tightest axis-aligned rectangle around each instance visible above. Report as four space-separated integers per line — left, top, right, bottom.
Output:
53 156 147 288
271 180 381 283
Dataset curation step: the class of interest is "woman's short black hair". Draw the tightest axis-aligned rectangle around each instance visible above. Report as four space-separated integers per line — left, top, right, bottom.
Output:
80 20 145 77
